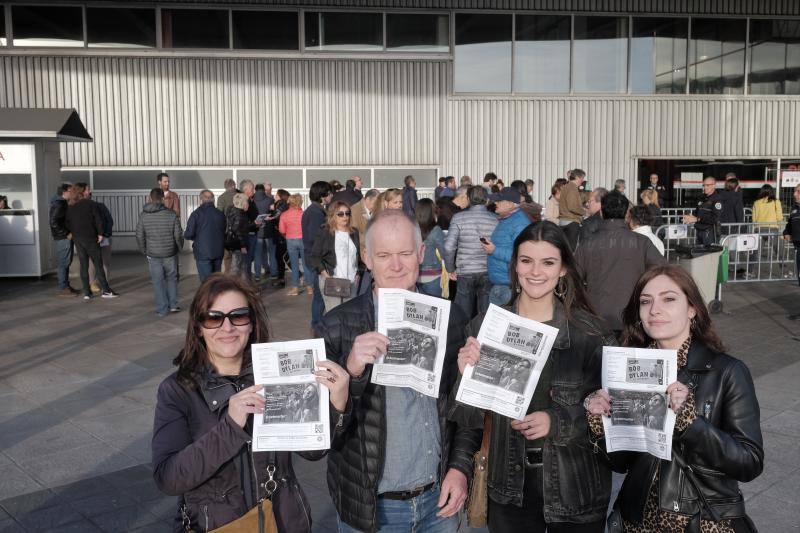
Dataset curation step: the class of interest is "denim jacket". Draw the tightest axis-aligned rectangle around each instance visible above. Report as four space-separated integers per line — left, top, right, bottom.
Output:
420 226 446 273
449 300 613 523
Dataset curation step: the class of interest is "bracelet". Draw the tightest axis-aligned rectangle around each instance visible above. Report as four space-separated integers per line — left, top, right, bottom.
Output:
583 393 594 412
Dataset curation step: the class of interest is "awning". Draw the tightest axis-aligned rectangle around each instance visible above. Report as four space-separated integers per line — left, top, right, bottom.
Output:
0 108 92 142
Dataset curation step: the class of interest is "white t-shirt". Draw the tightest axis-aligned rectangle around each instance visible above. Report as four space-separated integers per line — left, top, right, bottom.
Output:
334 231 358 281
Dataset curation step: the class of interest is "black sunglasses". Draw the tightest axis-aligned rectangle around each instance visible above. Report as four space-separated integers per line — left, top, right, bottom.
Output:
336 211 352 217
201 307 252 329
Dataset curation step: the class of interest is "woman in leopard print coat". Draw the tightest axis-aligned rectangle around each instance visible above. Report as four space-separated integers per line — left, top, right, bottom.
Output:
585 265 763 532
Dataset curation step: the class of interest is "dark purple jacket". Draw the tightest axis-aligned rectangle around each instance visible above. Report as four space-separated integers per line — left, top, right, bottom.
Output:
152 363 351 532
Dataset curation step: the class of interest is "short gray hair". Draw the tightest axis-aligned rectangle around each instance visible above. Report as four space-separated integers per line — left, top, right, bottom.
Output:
239 179 254 191
454 185 469 198
467 185 487 206
199 189 214 202
364 209 422 255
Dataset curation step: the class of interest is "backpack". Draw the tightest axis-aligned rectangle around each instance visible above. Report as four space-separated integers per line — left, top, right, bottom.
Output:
224 211 241 251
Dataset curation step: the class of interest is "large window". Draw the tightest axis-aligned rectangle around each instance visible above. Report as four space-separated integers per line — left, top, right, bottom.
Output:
386 13 448 52
514 15 571 93
689 18 746 94
233 10 298 50
630 17 688 94
11 5 83 47
162 9 229 49
454 13 512 93
749 19 800 95
87 8 156 48
304 12 382 51
573 16 628 93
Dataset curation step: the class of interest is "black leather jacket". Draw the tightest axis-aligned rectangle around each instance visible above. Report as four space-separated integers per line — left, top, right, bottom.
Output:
49 197 70 240
450 300 613 524
612 341 763 525
152 363 351 532
322 291 482 533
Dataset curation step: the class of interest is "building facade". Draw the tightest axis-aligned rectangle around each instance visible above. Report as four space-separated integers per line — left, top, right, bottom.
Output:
1 0 799 231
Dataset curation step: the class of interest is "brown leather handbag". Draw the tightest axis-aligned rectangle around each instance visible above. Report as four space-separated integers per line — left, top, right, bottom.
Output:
209 499 278 533
466 413 492 528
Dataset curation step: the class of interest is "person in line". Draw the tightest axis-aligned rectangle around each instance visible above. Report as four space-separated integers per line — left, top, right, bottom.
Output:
87 186 114 295
321 209 481 532
525 178 535 199
217 178 238 272
184 189 226 282
455 221 612 533
65 183 119 300
576 191 665 335
311 201 363 312
158 173 181 218
350 188 379 255
483 172 498 192
239 180 262 280
152 274 351 533
302 181 333 334
639 189 664 231
645 173 667 206
451 185 470 211
719 175 745 230
332 177 363 206
402 175 419 217
509 179 542 223
614 179 627 196
482 187 530 306
753 184 783 230
683 177 723 246
577 187 607 246
585 265 763 532
444 186 499 319
266 188 291 287
50 182 79 297
628 206 665 256
416 198 447 297
435 196 460 232
461 175 472 187
278 194 305 296
558 169 586 226
543 179 566 222
0 195 9 209
373 188 403 217
225 193 254 278
434 177 449 201
251 183 274 282
784 184 800 320
136 188 184 316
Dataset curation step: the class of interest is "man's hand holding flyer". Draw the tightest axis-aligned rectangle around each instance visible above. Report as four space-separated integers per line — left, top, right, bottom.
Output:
601 346 678 460
371 288 451 397
251 339 331 452
455 304 559 420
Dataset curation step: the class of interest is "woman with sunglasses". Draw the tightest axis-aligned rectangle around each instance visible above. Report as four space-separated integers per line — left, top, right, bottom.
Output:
152 274 351 532
310 200 364 312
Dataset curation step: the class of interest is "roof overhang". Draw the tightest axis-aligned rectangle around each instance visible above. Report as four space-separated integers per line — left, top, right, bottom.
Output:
0 108 93 142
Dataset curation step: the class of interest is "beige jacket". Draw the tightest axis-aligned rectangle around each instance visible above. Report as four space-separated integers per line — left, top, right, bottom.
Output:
558 181 583 223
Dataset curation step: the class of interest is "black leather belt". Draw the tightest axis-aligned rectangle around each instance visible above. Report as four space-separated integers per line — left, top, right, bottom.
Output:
525 448 543 467
379 482 435 501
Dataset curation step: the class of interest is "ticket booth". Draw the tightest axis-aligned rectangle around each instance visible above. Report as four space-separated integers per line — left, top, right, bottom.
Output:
0 108 92 277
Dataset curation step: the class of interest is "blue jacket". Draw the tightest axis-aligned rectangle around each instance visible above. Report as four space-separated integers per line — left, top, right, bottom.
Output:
487 208 531 285
184 201 226 261
301 202 327 259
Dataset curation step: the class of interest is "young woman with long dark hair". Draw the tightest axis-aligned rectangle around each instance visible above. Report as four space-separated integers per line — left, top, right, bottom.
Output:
454 221 612 532
416 198 446 297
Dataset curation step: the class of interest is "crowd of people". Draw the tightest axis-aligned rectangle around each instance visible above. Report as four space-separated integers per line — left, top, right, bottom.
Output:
46 168 800 532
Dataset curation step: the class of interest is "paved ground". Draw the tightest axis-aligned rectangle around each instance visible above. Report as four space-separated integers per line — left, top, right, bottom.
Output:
0 252 799 532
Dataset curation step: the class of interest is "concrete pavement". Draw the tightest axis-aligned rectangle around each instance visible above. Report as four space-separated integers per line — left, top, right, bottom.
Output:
0 252 798 532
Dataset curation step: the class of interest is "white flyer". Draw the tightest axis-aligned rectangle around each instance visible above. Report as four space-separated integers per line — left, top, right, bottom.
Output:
372 288 451 397
455 304 559 420
251 339 330 452
601 346 678 461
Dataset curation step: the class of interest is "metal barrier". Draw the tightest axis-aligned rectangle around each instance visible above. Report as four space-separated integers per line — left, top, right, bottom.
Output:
659 207 753 225
655 223 698 262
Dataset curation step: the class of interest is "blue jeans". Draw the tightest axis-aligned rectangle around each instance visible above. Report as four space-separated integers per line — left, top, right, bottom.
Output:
417 277 442 297
286 239 304 288
489 284 513 307
305 257 325 333
253 237 279 278
147 255 179 315
243 234 258 279
454 272 491 320
196 258 222 282
336 485 457 533
54 238 73 289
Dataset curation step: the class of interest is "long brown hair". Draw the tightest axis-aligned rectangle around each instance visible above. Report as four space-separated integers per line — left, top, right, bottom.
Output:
621 264 725 352
173 274 270 388
326 200 354 234
509 221 596 317
68 183 86 206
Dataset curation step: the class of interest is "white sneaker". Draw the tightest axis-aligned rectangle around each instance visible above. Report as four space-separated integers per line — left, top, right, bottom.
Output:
101 291 119 299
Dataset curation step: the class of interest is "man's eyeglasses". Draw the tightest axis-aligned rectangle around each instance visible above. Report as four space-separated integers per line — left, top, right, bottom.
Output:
336 211 352 217
201 307 252 329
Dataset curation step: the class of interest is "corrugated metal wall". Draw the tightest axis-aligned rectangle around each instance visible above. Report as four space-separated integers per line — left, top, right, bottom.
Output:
2 54 800 193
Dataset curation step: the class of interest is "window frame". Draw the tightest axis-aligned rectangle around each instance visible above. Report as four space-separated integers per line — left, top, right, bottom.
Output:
9 3 86 48
85 5 158 49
